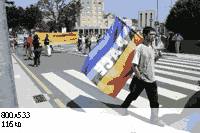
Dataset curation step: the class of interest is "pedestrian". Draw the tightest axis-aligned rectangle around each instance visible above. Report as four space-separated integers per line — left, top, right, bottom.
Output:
44 34 51 57
77 34 82 52
32 35 43 67
27 34 33 60
24 37 28 56
84 33 92 54
121 26 165 127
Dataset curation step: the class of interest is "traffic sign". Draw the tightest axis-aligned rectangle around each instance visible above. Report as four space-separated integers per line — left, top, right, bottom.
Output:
149 18 153 22
36 27 39 30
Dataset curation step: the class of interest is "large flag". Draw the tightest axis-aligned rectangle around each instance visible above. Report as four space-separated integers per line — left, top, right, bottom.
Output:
82 17 144 98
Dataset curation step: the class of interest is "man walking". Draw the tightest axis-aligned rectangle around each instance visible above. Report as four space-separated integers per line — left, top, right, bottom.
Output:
44 34 51 57
27 34 33 60
121 26 165 127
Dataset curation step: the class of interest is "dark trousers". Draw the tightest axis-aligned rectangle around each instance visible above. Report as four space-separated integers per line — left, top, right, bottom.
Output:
34 50 41 66
27 46 32 57
121 76 159 108
85 42 91 52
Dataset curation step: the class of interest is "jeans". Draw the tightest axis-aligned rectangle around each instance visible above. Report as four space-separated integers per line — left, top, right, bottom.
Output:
121 77 159 108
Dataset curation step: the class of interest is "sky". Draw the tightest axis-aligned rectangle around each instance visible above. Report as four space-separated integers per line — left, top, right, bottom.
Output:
12 0 177 23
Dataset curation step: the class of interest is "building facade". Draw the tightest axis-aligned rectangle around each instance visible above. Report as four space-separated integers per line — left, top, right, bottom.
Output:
138 10 155 29
73 0 117 35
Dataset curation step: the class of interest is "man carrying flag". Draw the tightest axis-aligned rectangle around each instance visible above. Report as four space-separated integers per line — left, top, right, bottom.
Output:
121 26 165 127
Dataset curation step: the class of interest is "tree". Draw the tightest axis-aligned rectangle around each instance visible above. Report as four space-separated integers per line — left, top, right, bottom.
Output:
47 20 57 32
36 0 82 32
35 0 67 32
6 6 20 32
165 0 200 40
38 20 50 32
61 0 82 32
24 4 43 33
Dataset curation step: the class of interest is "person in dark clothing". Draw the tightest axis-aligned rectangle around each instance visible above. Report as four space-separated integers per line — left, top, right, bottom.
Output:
32 35 42 67
77 34 82 52
84 34 92 54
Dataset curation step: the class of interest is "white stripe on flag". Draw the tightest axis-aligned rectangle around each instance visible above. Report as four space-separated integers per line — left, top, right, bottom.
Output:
159 58 200 67
64 70 162 108
156 60 200 70
155 64 200 75
126 76 187 100
163 57 200 64
41 72 97 101
155 69 199 81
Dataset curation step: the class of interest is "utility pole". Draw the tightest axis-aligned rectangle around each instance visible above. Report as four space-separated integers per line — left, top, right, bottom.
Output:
0 0 18 108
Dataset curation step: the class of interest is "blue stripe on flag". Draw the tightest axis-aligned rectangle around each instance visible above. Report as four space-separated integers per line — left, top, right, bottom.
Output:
82 18 131 78
87 68 98 80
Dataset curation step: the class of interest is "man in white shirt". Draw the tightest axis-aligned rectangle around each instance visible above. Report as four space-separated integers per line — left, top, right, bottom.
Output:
121 26 165 127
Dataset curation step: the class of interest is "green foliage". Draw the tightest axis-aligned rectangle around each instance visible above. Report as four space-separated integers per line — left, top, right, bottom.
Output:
165 0 200 40
24 5 42 31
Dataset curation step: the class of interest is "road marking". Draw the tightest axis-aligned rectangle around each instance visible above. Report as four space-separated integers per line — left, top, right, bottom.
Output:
54 99 66 108
63 70 162 108
41 72 97 101
156 76 199 91
126 76 187 101
12 53 52 94
155 69 199 81
156 60 200 71
155 64 200 75
164 57 200 64
159 58 200 67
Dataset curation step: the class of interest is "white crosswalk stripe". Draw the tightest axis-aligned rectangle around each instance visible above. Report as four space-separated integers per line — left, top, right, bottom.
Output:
163 57 200 64
159 58 200 67
155 64 200 75
156 60 200 70
40 56 200 111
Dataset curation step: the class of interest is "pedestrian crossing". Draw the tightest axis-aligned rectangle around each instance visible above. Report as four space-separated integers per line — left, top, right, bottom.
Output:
39 55 200 110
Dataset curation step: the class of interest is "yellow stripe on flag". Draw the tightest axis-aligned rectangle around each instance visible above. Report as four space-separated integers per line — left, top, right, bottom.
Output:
97 34 142 94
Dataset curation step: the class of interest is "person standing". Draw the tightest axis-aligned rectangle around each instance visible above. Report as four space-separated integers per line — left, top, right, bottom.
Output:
32 35 42 67
121 26 165 127
27 34 33 60
44 34 51 57
83 33 92 54
77 34 82 52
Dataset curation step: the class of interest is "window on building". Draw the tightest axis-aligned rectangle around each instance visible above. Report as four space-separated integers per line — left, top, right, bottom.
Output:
150 13 152 18
87 1 89 4
87 6 90 8
94 2 95 4
87 11 90 13
98 7 101 9
98 2 101 4
82 6 84 9
88 21 90 23
98 12 101 14
82 2 84 4
94 7 96 9
145 13 147 26
82 21 85 23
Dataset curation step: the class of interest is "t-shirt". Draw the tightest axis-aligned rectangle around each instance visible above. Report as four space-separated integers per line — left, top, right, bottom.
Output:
27 37 33 47
132 44 158 83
